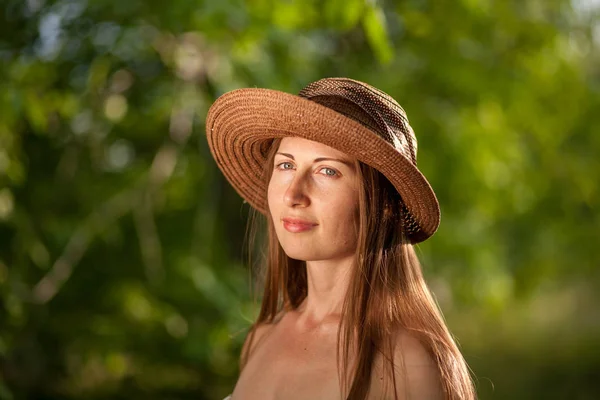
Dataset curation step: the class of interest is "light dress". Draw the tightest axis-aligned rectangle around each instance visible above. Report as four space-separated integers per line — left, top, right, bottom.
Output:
223 396 232 400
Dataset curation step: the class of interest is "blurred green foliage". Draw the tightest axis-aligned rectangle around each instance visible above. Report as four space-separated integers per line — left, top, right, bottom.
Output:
0 0 599 399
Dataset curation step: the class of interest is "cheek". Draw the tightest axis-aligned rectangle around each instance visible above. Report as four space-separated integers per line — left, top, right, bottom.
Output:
267 176 282 217
325 192 359 236
267 180 276 214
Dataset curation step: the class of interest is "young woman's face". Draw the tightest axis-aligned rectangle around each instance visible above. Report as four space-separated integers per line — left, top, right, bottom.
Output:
267 137 360 262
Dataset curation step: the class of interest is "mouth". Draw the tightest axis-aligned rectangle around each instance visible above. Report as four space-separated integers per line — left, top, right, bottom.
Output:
282 217 318 233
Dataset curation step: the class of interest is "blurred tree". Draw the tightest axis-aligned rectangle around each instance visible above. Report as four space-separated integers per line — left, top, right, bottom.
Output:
0 0 598 399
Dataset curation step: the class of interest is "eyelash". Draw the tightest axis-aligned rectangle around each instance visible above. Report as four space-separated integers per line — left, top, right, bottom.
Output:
275 162 339 177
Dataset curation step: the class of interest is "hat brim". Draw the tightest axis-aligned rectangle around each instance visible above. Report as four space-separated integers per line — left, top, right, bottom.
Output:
206 88 440 243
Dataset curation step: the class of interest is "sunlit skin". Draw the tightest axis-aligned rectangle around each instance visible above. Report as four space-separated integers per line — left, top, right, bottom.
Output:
230 138 360 399
268 137 360 266
231 138 443 399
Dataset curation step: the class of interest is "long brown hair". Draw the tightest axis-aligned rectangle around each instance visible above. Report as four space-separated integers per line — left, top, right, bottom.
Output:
241 138 476 399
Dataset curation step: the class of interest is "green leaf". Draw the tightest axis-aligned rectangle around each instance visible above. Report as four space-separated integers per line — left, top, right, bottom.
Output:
362 4 394 64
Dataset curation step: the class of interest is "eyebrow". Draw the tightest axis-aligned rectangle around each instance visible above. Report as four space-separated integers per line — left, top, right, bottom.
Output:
276 152 355 167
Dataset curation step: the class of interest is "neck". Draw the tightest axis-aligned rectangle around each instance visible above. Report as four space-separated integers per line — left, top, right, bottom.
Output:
295 255 354 328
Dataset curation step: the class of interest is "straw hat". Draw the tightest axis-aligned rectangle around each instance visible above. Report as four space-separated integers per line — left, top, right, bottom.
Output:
205 77 440 243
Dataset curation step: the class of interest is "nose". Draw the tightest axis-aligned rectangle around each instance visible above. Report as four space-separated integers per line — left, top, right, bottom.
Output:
283 174 310 208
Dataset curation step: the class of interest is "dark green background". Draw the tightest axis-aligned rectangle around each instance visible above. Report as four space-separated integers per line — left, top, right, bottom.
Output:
1 0 599 399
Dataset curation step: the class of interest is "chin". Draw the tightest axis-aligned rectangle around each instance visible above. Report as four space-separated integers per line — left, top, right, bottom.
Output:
279 245 317 261
276 238 322 261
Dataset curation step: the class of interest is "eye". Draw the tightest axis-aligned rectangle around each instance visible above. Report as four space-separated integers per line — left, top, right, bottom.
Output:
276 161 294 170
319 167 338 177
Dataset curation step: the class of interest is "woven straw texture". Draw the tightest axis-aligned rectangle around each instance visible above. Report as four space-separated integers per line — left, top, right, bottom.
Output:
205 78 440 243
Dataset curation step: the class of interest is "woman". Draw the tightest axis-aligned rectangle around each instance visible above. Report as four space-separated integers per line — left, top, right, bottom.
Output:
206 78 476 399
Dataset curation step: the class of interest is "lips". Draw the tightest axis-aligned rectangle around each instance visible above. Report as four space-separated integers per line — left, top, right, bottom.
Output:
282 217 318 233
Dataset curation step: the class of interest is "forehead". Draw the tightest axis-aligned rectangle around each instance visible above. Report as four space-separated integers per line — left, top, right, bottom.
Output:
277 137 352 160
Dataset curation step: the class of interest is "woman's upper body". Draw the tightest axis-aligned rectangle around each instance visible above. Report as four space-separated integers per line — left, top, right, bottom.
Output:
206 78 476 400
229 137 445 399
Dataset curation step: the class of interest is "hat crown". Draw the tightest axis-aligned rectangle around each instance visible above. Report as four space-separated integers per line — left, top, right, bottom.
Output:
298 78 418 165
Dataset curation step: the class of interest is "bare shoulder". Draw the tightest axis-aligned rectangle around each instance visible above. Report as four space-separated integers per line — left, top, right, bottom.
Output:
241 321 273 356
371 329 444 400
395 329 437 368
240 311 285 365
